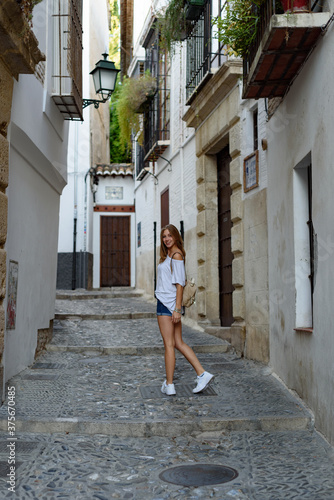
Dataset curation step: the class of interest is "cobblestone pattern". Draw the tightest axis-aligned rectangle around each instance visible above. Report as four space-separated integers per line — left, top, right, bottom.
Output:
0 430 333 499
55 297 157 316
0 290 332 499
51 318 224 348
0 350 309 424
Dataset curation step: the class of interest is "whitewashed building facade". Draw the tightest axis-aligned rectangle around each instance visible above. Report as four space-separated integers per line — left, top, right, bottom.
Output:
129 0 334 445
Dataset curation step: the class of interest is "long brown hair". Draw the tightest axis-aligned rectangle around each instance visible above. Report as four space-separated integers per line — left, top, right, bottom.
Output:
159 224 186 263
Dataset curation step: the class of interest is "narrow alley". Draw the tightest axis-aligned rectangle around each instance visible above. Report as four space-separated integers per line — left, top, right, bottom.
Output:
0 290 333 499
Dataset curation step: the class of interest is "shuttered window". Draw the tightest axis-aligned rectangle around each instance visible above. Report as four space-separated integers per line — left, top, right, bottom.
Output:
161 188 169 229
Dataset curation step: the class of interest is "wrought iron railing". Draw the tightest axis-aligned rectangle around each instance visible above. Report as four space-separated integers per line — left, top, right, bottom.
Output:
186 0 228 102
143 30 170 157
135 143 146 178
243 0 322 81
52 0 83 120
144 90 170 156
243 0 277 80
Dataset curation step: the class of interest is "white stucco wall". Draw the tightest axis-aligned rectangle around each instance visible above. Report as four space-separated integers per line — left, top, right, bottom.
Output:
4 0 69 381
266 22 334 444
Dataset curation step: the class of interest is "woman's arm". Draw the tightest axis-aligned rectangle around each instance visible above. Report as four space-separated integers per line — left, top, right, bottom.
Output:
172 284 183 323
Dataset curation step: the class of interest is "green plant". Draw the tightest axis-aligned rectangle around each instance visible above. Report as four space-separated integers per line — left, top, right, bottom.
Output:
115 71 157 146
156 0 189 53
18 0 43 26
110 91 131 163
213 0 265 57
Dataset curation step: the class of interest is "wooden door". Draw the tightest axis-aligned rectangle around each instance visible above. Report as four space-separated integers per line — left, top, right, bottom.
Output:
217 148 234 326
100 216 130 287
161 187 169 228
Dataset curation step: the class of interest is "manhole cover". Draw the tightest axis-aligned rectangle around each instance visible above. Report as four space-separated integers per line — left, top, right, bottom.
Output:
159 464 238 487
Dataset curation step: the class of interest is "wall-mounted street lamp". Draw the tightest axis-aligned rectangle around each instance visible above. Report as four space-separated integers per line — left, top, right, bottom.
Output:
83 53 120 109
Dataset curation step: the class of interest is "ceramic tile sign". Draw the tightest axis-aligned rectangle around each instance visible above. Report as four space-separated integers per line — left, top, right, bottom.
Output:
6 261 19 330
244 150 259 192
105 186 123 200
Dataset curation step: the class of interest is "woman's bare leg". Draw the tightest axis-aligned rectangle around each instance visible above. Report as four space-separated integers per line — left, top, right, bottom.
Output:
174 322 205 376
157 316 176 384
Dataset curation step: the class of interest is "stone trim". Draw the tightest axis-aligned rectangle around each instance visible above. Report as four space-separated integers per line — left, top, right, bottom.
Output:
0 0 45 79
183 60 243 129
35 320 53 358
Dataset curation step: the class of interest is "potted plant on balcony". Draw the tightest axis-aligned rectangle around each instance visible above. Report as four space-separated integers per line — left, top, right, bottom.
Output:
156 0 205 53
280 0 309 12
185 0 206 21
116 71 156 146
213 0 266 57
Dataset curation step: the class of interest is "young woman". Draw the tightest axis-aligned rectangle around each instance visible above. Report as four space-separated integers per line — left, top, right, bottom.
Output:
155 224 214 396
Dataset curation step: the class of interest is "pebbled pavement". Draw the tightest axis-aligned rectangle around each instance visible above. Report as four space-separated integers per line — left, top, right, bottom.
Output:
0 289 333 499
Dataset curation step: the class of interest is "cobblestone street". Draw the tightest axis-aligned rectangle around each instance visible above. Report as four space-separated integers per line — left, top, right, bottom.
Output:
0 290 333 499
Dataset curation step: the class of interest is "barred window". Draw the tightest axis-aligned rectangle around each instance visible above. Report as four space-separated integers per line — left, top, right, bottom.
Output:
52 0 83 120
143 26 170 161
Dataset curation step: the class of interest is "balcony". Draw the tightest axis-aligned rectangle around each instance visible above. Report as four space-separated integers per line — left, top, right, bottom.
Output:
52 0 83 120
243 1 331 99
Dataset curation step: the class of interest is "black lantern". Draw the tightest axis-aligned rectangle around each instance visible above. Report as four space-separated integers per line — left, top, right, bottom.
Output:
83 53 120 109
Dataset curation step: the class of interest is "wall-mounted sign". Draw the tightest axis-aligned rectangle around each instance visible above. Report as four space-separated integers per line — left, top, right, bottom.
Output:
6 260 19 330
244 151 259 192
137 222 141 247
105 186 123 200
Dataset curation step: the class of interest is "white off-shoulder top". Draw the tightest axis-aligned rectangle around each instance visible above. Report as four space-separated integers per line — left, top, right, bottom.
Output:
155 255 186 313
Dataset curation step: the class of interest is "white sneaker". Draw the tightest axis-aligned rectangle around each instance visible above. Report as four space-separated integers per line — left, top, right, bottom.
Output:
161 380 176 396
193 371 214 393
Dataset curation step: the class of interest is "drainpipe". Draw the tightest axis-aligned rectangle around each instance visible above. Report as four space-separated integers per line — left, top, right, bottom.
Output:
72 215 77 290
72 123 79 290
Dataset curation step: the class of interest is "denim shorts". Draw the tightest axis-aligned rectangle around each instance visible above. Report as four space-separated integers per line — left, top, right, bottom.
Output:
156 299 173 317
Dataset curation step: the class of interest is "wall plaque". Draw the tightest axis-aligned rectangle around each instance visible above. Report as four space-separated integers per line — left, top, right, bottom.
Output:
105 186 123 200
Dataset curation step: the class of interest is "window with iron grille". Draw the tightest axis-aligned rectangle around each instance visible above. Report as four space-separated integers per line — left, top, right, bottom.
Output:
186 0 227 103
52 0 83 120
143 26 170 160
135 142 146 179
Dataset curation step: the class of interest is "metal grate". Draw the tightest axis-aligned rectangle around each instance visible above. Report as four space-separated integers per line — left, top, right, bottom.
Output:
159 464 238 486
140 384 217 399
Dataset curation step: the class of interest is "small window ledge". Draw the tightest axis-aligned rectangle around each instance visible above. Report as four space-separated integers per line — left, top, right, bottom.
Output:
294 327 313 334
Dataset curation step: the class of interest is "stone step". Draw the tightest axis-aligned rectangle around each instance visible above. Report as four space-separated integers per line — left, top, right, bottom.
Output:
46 343 231 355
205 326 232 342
54 312 156 320
0 414 311 437
0 351 313 439
56 291 143 300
